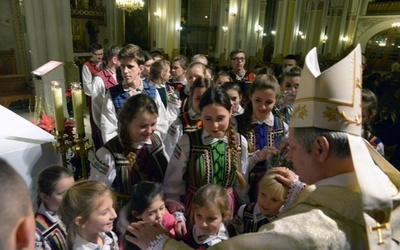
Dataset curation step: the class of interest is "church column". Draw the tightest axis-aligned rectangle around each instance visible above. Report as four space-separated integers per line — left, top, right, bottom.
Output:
273 0 296 63
304 0 326 55
149 0 181 59
24 0 77 83
217 0 229 64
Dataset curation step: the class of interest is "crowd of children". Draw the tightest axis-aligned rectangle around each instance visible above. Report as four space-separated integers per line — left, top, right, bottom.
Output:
28 44 388 250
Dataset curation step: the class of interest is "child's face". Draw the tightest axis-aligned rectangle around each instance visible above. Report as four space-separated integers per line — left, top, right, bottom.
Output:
362 105 371 125
215 75 230 86
226 89 241 113
120 58 143 84
191 87 207 114
128 111 158 142
257 188 284 217
250 89 276 121
162 66 171 82
186 66 205 87
201 103 231 139
281 76 300 94
42 176 74 212
81 194 117 235
171 61 186 81
136 195 166 223
194 205 223 236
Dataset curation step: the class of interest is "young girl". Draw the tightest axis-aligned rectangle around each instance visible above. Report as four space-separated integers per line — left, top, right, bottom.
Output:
164 87 250 228
164 77 213 157
274 66 301 123
180 62 207 113
220 82 244 116
120 181 179 249
230 171 299 235
90 94 169 210
236 74 288 202
35 166 75 250
183 184 231 249
362 89 385 156
58 179 118 250
149 59 181 125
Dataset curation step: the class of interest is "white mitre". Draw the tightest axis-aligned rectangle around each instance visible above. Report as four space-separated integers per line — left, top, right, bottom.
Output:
291 44 400 248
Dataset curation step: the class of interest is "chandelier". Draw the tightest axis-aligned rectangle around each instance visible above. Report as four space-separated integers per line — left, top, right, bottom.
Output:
115 0 144 13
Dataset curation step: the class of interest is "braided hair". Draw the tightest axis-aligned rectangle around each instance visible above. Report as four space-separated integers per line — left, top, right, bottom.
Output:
199 87 246 189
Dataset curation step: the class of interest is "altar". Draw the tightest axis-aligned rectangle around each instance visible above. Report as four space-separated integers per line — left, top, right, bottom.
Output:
0 105 60 208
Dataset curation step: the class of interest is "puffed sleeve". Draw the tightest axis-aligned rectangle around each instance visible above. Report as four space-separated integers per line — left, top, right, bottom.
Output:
100 92 118 143
89 146 117 187
164 118 184 158
233 134 250 205
163 134 190 203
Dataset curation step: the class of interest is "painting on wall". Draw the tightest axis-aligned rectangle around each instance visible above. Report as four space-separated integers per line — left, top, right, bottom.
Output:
124 4 149 50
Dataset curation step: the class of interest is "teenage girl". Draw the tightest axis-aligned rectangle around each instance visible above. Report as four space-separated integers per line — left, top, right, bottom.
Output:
58 180 118 250
164 77 213 157
362 89 385 156
183 184 231 249
220 82 244 116
90 94 169 210
164 87 250 228
120 181 181 249
149 59 181 125
35 166 75 250
236 74 288 202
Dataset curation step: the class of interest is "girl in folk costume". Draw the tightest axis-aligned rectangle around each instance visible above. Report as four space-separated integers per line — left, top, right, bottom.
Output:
149 59 181 126
164 87 250 229
220 82 244 116
164 77 213 157
35 166 75 250
90 94 169 210
59 180 119 250
361 89 385 156
183 184 231 249
119 182 181 250
230 169 304 235
235 74 288 202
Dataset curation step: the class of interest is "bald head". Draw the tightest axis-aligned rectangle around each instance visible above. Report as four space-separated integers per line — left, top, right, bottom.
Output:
0 158 35 250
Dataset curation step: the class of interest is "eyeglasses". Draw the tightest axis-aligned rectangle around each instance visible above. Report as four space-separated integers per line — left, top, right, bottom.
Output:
232 57 245 62
92 52 103 56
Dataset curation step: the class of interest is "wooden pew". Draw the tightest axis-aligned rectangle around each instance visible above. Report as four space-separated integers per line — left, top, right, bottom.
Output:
0 49 34 108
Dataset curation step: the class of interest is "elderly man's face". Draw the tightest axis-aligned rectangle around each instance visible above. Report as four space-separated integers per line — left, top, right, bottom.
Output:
287 128 320 184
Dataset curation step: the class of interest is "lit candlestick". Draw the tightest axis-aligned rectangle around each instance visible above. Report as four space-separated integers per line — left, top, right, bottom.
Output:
71 82 85 135
51 81 65 132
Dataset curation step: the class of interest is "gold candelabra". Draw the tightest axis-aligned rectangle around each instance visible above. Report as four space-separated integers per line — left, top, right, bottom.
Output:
53 130 70 168
72 133 92 179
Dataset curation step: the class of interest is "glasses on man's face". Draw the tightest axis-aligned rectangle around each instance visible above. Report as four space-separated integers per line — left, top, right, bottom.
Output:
232 57 245 62
92 52 103 56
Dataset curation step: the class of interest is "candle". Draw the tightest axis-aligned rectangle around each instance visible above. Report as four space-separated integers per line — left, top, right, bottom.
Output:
71 82 85 135
51 81 65 132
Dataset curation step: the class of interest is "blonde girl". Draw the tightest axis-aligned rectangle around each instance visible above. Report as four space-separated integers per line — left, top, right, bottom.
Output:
59 180 118 250
149 59 181 126
236 74 288 202
164 77 213 157
164 87 250 230
230 172 289 234
183 184 231 249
